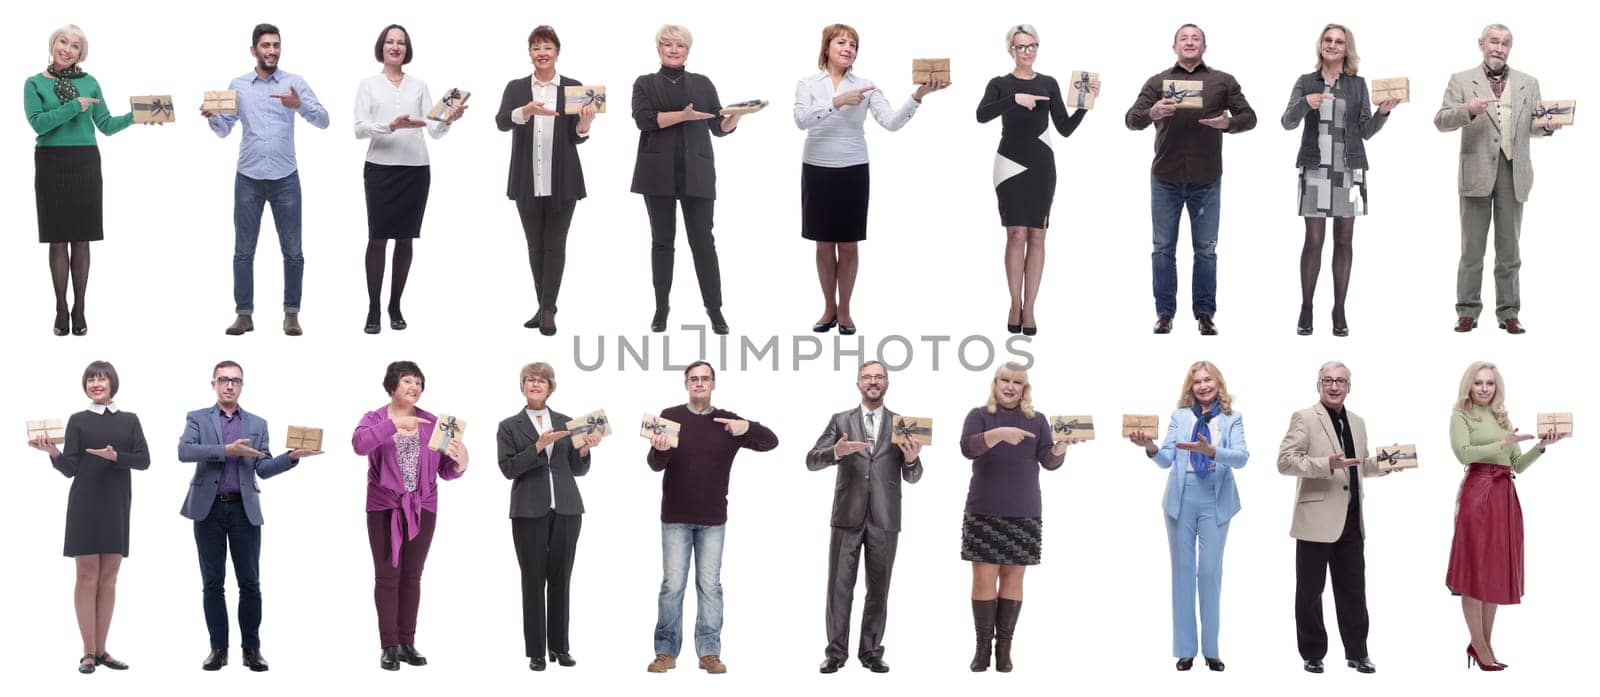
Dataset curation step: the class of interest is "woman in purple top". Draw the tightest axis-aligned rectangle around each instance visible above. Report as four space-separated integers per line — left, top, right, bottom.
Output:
352 360 469 671
959 361 1075 673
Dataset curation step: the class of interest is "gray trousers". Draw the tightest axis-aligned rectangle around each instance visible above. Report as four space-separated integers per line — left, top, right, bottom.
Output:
1457 154 1524 321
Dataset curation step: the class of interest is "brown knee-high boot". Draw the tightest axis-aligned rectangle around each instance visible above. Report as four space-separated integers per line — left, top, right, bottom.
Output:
970 599 997 671
995 599 1022 672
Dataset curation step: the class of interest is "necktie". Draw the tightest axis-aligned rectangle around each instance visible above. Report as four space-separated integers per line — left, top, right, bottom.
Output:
865 412 877 453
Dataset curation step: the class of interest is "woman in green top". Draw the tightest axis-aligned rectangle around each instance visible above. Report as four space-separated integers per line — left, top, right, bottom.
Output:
23 25 136 337
1444 361 1564 671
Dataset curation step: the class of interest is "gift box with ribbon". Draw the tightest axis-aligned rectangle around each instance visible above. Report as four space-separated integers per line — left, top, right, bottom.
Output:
1122 414 1160 438
131 95 176 124
202 90 237 116
1051 415 1095 442
911 58 951 85
1533 100 1576 126
1066 71 1098 110
285 425 322 451
720 99 768 117
428 414 467 452
888 416 933 447
1374 443 1418 472
1370 77 1409 103
639 413 681 448
426 88 470 121
26 419 65 446
1536 412 1573 437
564 410 612 446
564 86 605 115
1162 79 1204 109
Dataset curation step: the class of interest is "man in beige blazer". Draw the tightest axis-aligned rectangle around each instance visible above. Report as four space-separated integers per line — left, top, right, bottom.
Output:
1435 24 1563 335
1277 361 1392 674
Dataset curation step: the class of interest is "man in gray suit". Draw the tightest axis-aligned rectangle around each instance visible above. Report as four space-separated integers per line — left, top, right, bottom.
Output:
806 360 924 674
1435 23 1563 334
178 360 320 671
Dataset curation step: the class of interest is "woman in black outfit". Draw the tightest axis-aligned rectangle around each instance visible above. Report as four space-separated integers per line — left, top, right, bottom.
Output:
976 24 1095 336
29 360 151 673
629 24 742 335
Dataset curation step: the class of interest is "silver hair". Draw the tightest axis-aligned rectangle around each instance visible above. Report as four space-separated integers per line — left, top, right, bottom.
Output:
1006 24 1038 50
656 24 693 48
1318 360 1351 381
49 24 89 64
1480 23 1512 41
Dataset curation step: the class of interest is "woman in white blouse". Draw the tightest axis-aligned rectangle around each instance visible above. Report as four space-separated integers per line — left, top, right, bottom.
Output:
353 24 465 335
793 24 945 335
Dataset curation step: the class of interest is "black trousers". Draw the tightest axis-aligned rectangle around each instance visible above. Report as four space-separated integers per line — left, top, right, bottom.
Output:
512 512 582 657
1295 503 1369 660
644 194 721 311
825 524 899 660
515 197 578 314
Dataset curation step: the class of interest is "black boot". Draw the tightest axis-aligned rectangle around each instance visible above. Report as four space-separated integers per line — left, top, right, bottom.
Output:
995 598 1022 673
651 305 669 333
380 645 401 671
970 599 997 672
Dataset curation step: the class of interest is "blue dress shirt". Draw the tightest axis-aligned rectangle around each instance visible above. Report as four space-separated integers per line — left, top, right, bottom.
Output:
208 69 329 180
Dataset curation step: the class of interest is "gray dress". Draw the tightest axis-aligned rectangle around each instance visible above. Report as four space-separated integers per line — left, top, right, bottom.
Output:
1297 82 1367 218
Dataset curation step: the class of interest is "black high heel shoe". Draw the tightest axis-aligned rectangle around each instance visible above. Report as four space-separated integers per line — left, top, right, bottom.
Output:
70 308 87 336
1332 308 1349 337
813 315 837 332
549 650 576 667
651 306 669 333
54 309 70 337
1297 304 1313 336
364 309 381 335
1007 307 1022 334
1204 657 1225 672
389 306 407 331
1020 308 1037 336
706 308 729 335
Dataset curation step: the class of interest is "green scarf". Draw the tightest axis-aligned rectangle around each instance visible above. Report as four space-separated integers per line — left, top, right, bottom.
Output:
47 63 85 105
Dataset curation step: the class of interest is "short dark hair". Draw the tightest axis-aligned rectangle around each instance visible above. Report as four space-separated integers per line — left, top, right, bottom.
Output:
83 360 119 399
213 360 243 378
527 25 560 52
252 23 280 47
684 360 715 380
1173 23 1205 45
859 360 887 376
374 24 413 64
383 361 426 395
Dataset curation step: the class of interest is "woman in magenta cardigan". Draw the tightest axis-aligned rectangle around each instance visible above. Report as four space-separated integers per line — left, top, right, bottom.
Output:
352 360 469 671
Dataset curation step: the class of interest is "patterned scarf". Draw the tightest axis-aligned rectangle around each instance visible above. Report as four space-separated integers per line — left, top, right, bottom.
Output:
1188 400 1222 478
47 63 85 105
1483 64 1508 98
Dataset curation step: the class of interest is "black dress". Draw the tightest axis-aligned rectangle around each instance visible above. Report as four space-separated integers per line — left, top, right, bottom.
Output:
976 74 1087 228
54 409 151 557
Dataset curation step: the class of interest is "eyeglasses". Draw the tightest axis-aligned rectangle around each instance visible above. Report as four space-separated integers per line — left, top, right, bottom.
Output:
859 374 888 383
1319 377 1350 387
1011 43 1039 54
214 377 243 386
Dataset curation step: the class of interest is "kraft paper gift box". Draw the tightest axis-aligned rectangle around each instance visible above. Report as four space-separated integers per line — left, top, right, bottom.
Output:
426 88 470 121
1536 412 1574 437
1065 71 1098 110
202 90 237 115
1374 443 1418 472
1162 79 1204 109
639 413 681 449
911 58 951 85
26 419 65 446
1121 414 1160 438
285 425 322 451
130 95 176 124
1370 77 1409 103
564 410 612 446
563 86 606 115
427 414 467 452
1051 415 1095 442
888 416 933 446
1533 100 1576 126
720 99 768 117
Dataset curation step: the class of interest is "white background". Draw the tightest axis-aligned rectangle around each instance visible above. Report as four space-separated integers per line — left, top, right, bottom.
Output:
3 1 1592 696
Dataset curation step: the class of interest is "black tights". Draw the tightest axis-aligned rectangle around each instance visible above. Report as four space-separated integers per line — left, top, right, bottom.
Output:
364 239 414 316
48 242 90 319
1300 217 1354 323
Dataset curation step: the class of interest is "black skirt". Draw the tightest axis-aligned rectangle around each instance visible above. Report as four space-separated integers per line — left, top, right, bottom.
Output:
364 162 431 240
801 162 869 242
960 512 1043 566
35 146 104 244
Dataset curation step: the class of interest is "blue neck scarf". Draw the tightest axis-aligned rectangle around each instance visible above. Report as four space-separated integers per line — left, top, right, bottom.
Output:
1189 400 1221 478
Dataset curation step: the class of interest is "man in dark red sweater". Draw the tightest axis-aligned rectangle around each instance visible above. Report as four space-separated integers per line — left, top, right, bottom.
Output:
645 361 779 675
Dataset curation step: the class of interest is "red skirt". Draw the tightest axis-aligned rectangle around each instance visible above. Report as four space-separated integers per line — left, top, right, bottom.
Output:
1445 463 1523 604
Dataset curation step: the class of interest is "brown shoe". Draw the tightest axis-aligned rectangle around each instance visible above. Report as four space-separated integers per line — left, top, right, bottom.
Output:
1197 314 1218 335
225 315 254 336
1498 318 1526 335
283 313 303 336
698 654 727 674
646 654 675 673
1454 316 1477 332
1152 315 1173 334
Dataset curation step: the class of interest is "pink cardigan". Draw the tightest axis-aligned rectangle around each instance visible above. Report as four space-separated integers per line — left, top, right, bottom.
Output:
353 405 464 566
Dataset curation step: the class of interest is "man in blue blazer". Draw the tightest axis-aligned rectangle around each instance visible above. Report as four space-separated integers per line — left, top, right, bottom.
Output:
178 360 320 672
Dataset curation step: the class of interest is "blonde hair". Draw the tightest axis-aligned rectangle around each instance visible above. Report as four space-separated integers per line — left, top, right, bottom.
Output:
817 24 859 70
984 361 1035 418
656 24 693 48
1455 361 1511 429
1314 23 1360 76
1006 24 1038 51
1176 360 1234 414
49 24 89 64
520 362 557 394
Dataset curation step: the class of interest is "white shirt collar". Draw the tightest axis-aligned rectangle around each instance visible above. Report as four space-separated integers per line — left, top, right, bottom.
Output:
88 402 118 414
686 402 715 416
532 73 560 88
526 406 552 429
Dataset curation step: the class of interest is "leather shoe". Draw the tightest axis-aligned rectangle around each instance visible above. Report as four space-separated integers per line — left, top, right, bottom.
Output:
1205 657 1226 672
1197 314 1218 335
651 307 669 333
79 653 96 674
202 648 228 671
819 656 846 674
379 645 401 671
646 653 676 673
861 656 890 673
698 654 727 674
225 315 254 336
242 648 269 672
364 309 381 335
1153 315 1173 334
528 656 547 671
707 309 729 335
814 315 838 333
398 644 427 666
1175 657 1193 671
1347 657 1376 673
95 654 129 670
1303 658 1324 673
1454 316 1477 332
1498 318 1526 335
283 313 303 336
538 309 557 337
549 650 576 667
388 308 407 331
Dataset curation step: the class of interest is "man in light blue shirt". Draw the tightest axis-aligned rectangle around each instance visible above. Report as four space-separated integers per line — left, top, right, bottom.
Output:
205 23 328 336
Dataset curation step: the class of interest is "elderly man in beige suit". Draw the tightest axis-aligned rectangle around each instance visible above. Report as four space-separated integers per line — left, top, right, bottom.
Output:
1278 361 1393 675
1435 24 1562 335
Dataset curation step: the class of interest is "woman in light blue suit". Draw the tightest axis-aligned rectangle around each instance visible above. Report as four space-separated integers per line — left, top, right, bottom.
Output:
1129 360 1248 672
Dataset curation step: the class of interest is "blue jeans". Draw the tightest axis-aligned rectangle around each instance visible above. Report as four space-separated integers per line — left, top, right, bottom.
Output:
233 171 304 314
1165 471 1229 659
194 500 263 649
654 523 725 658
1150 176 1221 317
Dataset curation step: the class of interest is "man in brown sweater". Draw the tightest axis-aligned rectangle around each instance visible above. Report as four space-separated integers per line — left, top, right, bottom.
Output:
645 361 779 675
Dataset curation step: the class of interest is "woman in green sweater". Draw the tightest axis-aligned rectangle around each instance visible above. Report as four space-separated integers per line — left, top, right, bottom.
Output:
23 25 135 336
